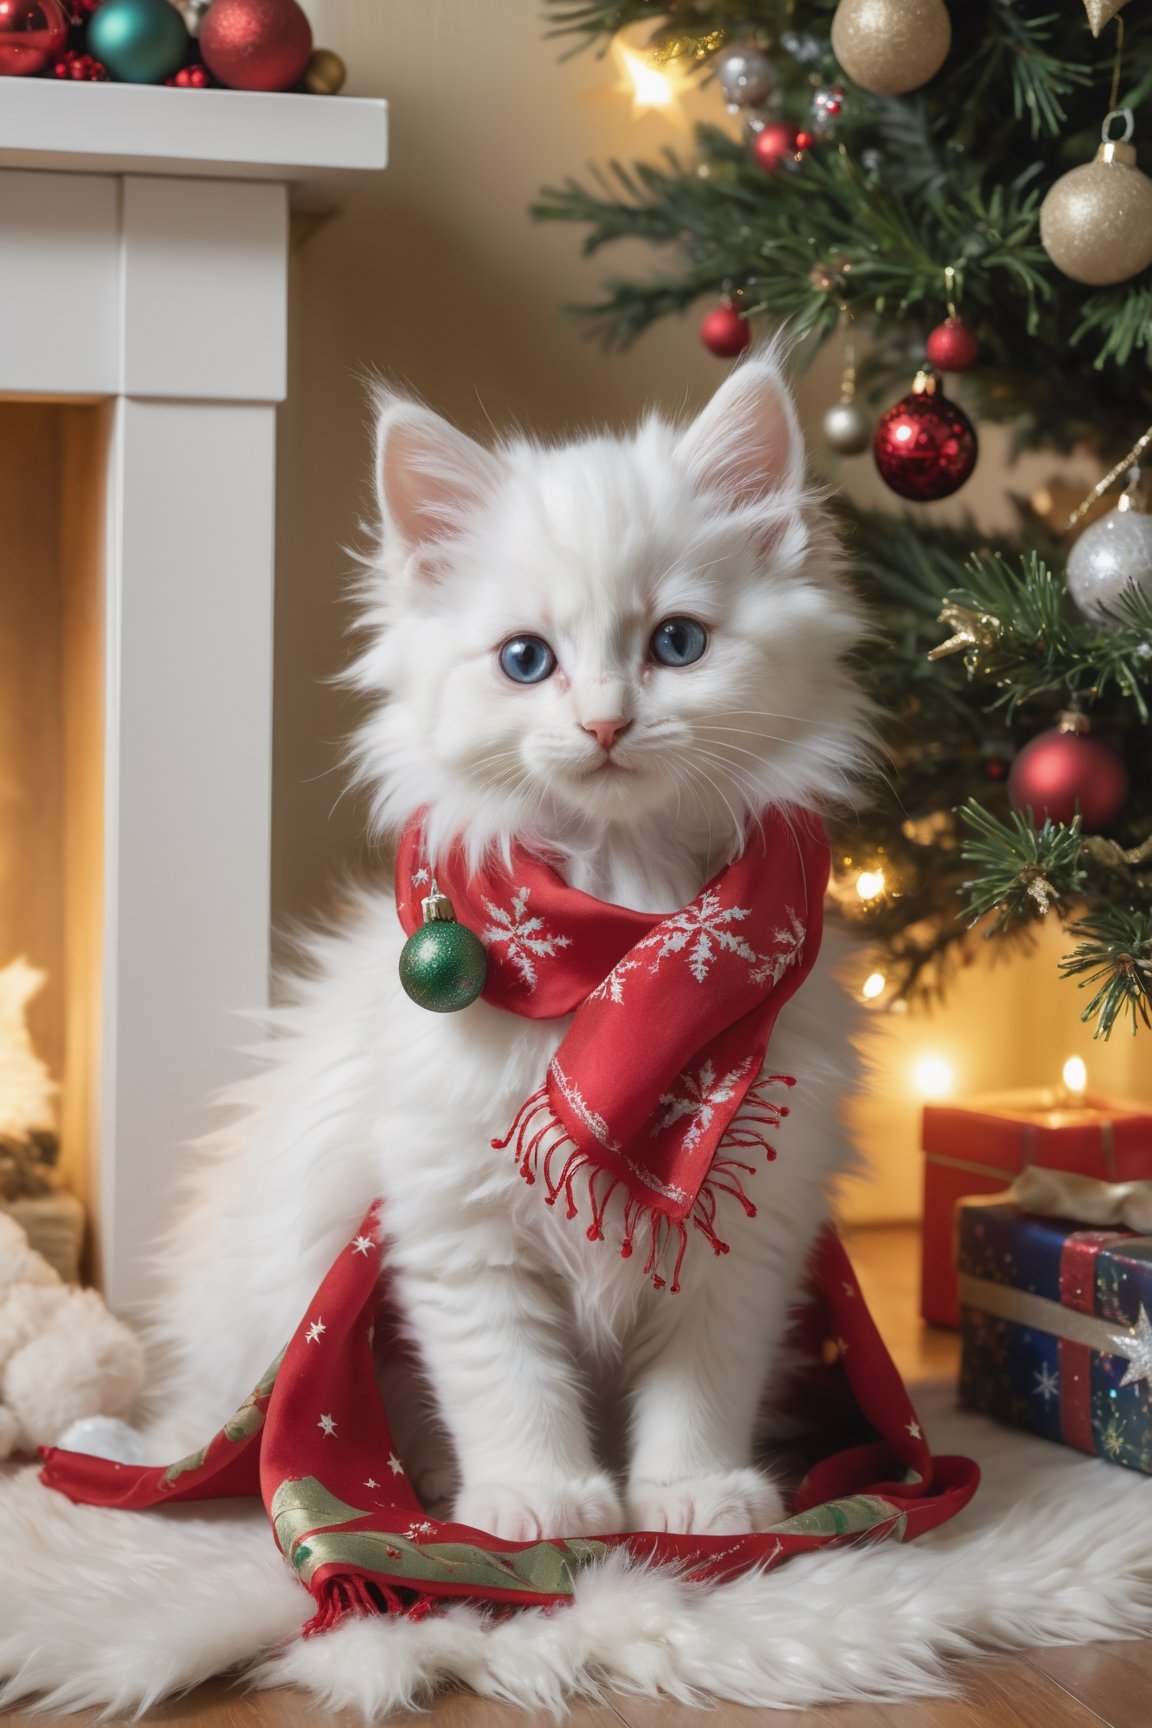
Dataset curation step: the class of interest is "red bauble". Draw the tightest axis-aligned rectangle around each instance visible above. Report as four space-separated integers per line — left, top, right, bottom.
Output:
199 0 312 91
1008 726 1128 830
753 122 799 173
873 370 977 502
0 0 67 75
925 316 980 372
700 301 751 358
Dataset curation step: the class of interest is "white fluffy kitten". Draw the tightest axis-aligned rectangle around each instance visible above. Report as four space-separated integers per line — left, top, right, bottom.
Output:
147 349 871 1542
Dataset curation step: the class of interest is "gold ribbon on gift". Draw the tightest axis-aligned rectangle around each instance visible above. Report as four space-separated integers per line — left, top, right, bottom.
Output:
956 1273 1142 1355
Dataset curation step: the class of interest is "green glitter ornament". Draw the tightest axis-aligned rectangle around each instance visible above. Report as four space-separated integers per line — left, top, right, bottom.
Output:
399 883 488 1013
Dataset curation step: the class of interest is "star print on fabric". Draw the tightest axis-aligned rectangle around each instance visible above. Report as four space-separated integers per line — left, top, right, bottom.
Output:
906 1420 922 1440
842 1282 856 1298
387 1452 405 1475
835 1337 849 1356
1033 1363 1059 1405
318 1413 337 1438
365 1478 379 1489
1109 1305 1152 1389
305 1318 326 1344
352 1235 374 1256
405 1520 436 1540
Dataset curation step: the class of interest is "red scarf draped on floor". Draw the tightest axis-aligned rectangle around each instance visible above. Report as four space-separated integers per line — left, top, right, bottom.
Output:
42 812 979 1633
43 1205 979 1635
397 805 829 1292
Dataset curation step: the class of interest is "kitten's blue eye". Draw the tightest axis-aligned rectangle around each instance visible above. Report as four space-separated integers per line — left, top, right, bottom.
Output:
498 635 557 685
650 616 708 667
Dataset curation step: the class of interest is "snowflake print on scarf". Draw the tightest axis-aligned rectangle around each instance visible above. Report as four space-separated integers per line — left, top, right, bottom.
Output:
657 1057 755 1153
482 886 571 991
597 889 806 997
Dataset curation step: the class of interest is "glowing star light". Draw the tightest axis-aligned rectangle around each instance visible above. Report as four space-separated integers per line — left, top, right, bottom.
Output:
611 34 692 127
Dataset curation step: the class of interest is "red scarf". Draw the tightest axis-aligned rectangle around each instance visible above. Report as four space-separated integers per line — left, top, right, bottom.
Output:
43 1205 979 1636
397 806 830 1292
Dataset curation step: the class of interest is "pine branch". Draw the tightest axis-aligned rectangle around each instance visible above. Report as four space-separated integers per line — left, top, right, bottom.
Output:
934 551 1152 721
1060 906 1152 1036
959 801 1086 932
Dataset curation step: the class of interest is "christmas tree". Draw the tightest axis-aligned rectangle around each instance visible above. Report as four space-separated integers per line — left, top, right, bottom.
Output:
533 0 1152 1037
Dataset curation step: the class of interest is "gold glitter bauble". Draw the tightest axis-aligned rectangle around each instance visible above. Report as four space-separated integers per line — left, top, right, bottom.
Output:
303 46 346 95
830 0 951 97
1040 138 1152 286
1083 0 1132 37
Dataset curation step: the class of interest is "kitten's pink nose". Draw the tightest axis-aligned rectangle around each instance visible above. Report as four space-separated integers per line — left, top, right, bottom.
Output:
583 718 632 753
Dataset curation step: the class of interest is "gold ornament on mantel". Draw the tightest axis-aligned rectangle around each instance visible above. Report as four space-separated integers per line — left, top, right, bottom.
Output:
830 0 951 97
1083 0 1134 37
303 47 347 96
1040 108 1152 286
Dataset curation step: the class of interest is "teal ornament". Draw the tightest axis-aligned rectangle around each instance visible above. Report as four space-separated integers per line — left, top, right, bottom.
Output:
88 0 189 83
399 885 488 1014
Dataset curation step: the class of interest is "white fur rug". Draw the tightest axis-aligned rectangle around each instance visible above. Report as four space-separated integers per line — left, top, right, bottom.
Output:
3 1382 1151 1718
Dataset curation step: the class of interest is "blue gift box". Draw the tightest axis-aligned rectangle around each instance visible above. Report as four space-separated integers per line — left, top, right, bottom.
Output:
957 1201 1152 1473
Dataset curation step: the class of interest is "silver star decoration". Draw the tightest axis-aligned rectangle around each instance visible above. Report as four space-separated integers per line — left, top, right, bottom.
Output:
305 1318 326 1344
1033 1363 1059 1404
318 1413 337 1438
1108 1305 1152 1389
352 1235 374 1256
906 1420 923 1441
387 1451 405 1475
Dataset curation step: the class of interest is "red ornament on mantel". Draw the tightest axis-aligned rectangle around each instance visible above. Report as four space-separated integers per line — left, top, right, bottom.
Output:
699 300 751 357
0 0 68 75
925 315 980 372
873 368 977 502
198 0 312 91
1008 719 1128 831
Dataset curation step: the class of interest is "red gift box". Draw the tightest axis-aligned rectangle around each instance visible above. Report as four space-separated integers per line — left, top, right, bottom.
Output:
920 1090 1152 1328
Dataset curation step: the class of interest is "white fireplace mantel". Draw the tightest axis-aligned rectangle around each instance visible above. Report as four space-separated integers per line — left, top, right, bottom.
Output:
0 79 387 1313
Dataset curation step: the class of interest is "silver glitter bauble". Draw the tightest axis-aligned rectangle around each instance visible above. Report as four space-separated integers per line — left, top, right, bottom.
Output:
823 400 872 456
830 0 951 97
715 43 777 112
1066 503 1152 625
1040 129 1152 286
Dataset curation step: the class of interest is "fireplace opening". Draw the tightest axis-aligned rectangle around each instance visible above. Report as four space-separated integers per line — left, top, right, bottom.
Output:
0 399 108 1285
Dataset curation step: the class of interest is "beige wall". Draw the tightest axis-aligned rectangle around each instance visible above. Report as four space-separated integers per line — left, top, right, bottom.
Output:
275 3 1150 1220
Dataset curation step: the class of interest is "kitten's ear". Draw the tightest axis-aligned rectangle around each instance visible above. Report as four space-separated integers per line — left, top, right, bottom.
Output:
675 350 805 505
374 392 501 564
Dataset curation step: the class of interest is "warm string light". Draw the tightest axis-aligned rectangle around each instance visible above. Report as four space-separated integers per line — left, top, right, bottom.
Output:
855 869 886 901
862 971 886 1000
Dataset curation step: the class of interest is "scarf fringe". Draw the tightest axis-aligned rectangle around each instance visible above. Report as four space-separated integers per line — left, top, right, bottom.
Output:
303 1575 439 1637
492 1076 795 1295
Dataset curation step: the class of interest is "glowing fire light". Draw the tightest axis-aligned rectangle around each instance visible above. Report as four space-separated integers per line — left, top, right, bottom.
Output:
862 971 886 1000
914 1054 954 1099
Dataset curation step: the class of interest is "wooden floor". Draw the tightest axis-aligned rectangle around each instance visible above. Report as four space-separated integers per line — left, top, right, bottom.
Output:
6 1227 1152 1727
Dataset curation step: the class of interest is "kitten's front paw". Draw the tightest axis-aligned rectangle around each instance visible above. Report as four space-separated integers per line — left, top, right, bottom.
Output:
453 1472 624 1541
627 1467 785 1536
